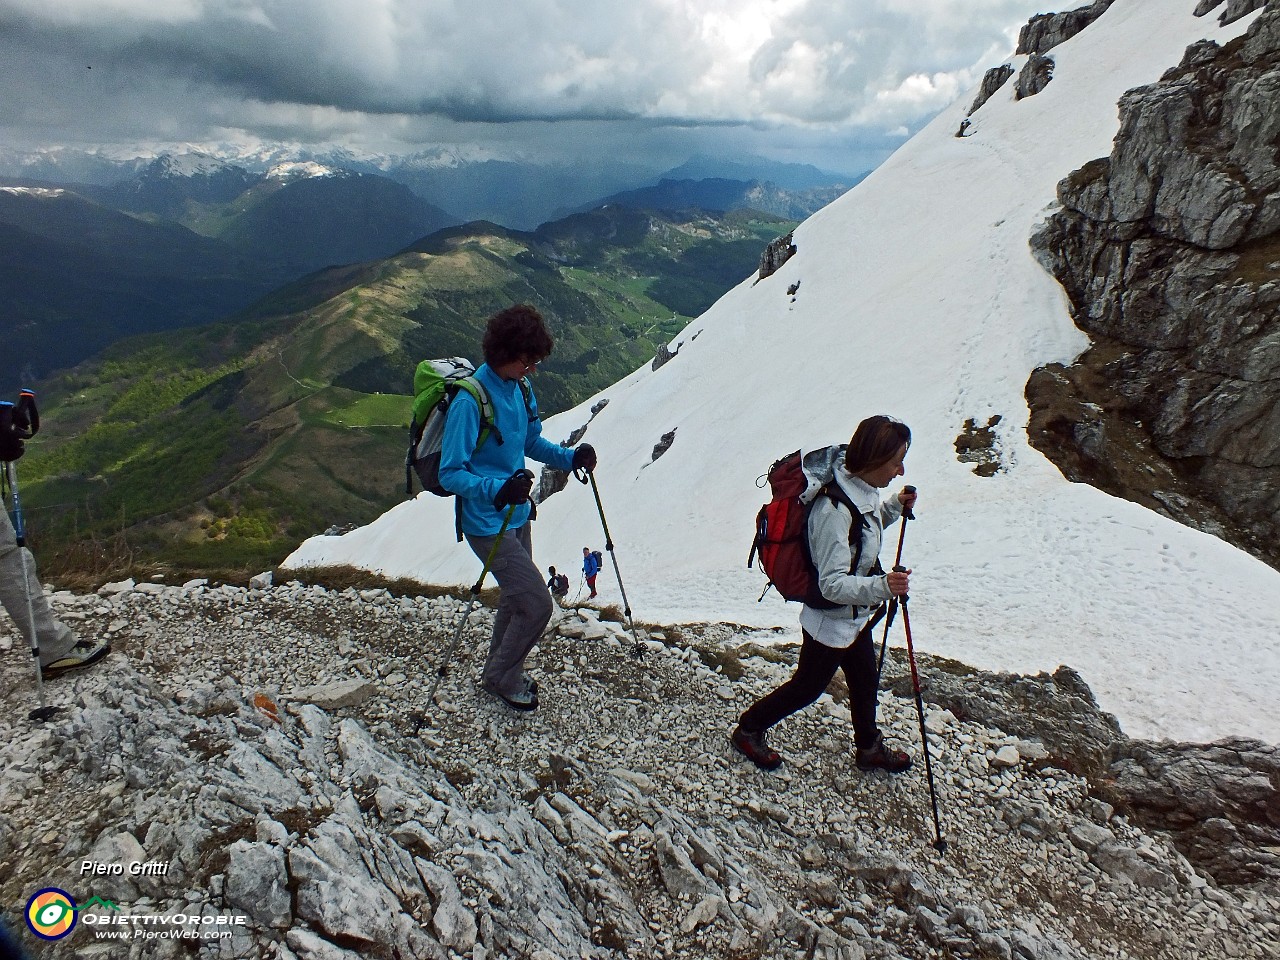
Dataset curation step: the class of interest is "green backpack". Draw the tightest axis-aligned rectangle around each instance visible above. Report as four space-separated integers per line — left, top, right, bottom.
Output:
404 357 533 499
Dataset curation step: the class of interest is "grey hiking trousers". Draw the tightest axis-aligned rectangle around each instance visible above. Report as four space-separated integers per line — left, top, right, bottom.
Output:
0 507 76 667
464 522 553 698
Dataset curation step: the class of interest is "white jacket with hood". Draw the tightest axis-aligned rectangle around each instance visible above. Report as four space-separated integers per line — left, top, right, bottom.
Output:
796 445 903 649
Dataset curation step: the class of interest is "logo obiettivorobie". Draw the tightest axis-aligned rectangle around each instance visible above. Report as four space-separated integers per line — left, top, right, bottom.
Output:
26 887 78 940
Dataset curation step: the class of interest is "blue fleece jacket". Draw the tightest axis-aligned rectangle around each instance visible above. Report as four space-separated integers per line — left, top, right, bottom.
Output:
439 363 576 536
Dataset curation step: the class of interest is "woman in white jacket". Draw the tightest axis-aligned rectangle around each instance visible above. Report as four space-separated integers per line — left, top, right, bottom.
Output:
732 415 917 773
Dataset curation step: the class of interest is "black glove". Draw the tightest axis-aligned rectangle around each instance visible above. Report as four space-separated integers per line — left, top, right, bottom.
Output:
14 390 38 438
493 469 535 509
572 443 597 473
0 410 22 461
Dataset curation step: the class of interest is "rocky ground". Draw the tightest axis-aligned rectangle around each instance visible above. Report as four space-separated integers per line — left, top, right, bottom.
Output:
0 578 1277 960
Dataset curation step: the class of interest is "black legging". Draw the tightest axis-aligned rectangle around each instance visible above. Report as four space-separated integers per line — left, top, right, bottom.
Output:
739 618 883 751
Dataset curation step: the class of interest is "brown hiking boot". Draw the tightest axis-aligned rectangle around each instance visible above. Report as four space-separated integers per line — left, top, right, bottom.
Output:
731 725 782 771
855 733 912 773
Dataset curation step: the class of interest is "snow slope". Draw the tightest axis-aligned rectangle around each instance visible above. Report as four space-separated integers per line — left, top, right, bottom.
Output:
286 0 1279 746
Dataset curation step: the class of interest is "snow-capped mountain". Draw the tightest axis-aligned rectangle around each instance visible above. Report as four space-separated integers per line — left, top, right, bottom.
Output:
146 151 235 178
284 0 1280 747
264 161 343 181
98 153 260 217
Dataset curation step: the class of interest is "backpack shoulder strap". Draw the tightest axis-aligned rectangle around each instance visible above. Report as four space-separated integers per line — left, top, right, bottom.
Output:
454 376 503 447
517 376 537 423
815 481 868 575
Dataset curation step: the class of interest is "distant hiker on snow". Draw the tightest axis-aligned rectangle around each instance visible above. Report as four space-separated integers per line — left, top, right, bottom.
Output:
732 415 917 774
1 390 110 680
582 546 602 599
439 305 596 711
546 566 569 603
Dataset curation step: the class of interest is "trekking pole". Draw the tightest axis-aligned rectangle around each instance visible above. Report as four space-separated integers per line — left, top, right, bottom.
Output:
898 581 946 852
4 462 59 722
414 502 517 731
876 485 915 685
575 467 645 658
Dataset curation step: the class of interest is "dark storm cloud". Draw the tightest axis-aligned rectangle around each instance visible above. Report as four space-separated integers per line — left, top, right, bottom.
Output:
0 0 1047 164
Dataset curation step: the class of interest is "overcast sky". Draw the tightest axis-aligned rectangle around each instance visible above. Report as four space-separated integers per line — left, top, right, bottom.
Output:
0 0 1050 174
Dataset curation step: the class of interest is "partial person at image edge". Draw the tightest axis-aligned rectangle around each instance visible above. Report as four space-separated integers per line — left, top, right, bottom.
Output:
1 388 111 679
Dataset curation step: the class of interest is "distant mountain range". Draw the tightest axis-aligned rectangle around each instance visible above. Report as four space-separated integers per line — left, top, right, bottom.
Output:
83 156 459 276
0 149 852 384
0 146 859 229
0 186 284 383
0 161 457 382
661 154 862 191
584 177 856 220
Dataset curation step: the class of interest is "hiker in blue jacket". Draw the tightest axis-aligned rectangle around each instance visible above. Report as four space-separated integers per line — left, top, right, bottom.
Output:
439 304 596 711
582 546 601 599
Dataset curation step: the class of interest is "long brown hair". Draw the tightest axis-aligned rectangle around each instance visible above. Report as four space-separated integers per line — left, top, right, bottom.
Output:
845 415 911 475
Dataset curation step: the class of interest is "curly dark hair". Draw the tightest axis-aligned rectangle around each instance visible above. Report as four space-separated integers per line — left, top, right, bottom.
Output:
845 415 911 475
482 304 555 367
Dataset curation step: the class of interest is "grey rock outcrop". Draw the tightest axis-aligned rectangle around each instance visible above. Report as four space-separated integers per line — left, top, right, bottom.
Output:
757 231 796 280
889 654 1280 887
534 398 608 503
1016 55 1056 100
1197 0 1269 25
650 428 676 463
1028 1 1280 569
652 339 682 371
969 64 1016 115
885 663 1123 779
1107 738 1280 885
1018 0 1118 55
973 0 1116 115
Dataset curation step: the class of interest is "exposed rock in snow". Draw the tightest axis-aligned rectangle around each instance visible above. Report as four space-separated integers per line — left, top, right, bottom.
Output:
1016 55 1056 99
756 232 796 281
968 64 1016 114
1018 0 1118 55
1198 0 1270 25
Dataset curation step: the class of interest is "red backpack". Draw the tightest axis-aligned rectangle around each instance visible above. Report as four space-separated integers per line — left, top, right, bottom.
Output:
747 449 865 608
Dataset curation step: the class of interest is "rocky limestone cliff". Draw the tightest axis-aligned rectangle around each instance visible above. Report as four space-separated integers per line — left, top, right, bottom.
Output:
1 579 1277 959
1018 1 1118 55
1028 0 1280 570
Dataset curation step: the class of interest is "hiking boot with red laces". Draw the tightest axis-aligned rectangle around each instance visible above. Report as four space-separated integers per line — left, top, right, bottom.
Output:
855 734 912 773
731 725 782 771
